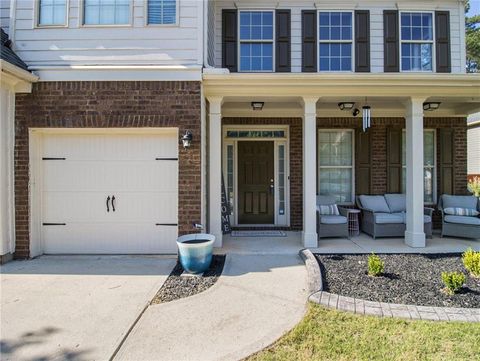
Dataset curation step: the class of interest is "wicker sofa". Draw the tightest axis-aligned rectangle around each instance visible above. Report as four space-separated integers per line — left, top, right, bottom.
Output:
356 194 433 239
438 195 480 239
316 195 349 239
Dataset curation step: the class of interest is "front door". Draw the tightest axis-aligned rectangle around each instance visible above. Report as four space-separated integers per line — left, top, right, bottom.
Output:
238 141 274 224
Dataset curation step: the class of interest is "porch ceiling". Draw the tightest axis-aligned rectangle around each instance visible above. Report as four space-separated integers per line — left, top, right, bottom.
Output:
204 73 480 117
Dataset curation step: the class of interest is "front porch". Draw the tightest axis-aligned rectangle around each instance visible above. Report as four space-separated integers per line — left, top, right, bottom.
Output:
204 73 480 249
218 231 480 255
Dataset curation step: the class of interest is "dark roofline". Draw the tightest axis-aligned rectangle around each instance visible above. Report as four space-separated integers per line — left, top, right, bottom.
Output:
1 28 29 71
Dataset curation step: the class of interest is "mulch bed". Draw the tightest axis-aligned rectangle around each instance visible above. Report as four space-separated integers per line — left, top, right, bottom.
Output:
315 254 480 308
151 255 226 304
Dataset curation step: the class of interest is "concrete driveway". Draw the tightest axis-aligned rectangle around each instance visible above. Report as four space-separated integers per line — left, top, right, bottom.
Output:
1 255 176 361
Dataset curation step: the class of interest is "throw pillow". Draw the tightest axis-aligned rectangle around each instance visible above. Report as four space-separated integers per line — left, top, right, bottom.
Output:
444 207 479 217
317 204 340 215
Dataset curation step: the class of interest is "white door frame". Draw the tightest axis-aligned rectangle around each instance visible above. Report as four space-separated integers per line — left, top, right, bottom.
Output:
222 125 290 227
28 127 179 256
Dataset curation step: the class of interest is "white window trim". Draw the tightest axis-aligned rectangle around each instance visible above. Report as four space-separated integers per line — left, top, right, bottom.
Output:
237 9 276 73
80 0 133 28
35 0 70 28
399 10 436 73
317 129 355 204
145 0 179 27
401 128 437 204
317 10 355 73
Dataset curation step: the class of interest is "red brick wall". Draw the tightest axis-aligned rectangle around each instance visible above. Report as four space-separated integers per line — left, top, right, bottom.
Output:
222 118 303 230
14 81 202 259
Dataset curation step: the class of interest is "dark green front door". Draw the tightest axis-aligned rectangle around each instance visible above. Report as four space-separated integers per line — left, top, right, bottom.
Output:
238 141 274 224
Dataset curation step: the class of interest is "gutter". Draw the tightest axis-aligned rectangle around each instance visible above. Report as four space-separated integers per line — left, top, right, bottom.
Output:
0 60 39 83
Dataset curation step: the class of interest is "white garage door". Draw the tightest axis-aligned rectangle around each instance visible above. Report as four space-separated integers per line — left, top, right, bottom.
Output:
40 131 178 254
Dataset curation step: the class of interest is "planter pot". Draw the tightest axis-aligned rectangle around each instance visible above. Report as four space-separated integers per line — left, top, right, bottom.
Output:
176 233 215 274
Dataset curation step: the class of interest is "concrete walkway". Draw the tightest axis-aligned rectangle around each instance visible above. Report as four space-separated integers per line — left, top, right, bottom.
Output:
1 256 176 361
115 254 308 361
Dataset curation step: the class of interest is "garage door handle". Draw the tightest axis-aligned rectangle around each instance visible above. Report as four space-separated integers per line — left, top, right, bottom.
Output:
111 196 116 212
106 196 110 212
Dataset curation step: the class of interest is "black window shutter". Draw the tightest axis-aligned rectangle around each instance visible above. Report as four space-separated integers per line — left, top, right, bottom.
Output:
355 10 370 72
222 9 237 72
276 10 291 72
435 11 451 73
356 130 372 194
439 128 454 195
302 10 317 72
383 10 399 72
387 128 402 193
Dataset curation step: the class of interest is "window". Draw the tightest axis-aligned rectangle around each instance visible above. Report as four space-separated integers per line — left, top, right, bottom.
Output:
401 130 436 203
239 11 274 72
38 0 67 26
84 0 130 25
148 0 176 25
318 11 353 71
318 130 354 203
400 12 434 71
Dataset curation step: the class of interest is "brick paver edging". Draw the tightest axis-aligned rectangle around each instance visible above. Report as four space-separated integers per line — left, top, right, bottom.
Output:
300 249 480 322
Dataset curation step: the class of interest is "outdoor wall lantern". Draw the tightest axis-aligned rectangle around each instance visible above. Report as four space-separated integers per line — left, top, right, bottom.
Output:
338 102 355 111
181 130 193 149
251 102 265 111
423 102 441 111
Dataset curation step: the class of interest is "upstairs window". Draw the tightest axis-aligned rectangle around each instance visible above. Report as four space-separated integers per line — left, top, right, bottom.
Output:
84 0 130 25
148 0 177 25
318 11 353 71
239 11 274 72
400 12 434 71
38 0 67 26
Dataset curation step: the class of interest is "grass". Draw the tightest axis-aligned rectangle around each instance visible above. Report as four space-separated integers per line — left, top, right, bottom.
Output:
248 303 480 361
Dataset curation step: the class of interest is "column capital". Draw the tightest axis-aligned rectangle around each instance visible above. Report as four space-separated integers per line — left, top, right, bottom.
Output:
207 96 223 115
404 96 426 119
301 96 319 116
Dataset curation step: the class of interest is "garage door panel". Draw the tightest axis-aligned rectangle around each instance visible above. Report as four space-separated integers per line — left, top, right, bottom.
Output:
42 192 111 222
43 224 178 254
43 161 177 192
43 133 178 161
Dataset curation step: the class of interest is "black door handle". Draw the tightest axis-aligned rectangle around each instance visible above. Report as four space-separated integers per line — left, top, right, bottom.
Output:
111 196 116 212
106 196 110 212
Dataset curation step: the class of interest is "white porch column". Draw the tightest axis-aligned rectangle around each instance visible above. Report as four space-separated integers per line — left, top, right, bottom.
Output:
302 97 319 247
404 97 426 247
208 97 223 247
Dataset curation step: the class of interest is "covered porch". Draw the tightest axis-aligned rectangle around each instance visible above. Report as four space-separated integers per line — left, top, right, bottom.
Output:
204 73 480 249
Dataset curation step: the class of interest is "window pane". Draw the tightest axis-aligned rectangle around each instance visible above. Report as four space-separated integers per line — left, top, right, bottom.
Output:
401 43 432 71
239 43 273 71
239 11 273 40
318 168 352 203
319 12 352 41
84 0 130 25
148 0 177 25
319 43 352 71
39 0 66 25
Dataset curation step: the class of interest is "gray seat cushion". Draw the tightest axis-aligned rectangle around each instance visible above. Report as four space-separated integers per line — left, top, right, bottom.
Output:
384 194 406 213
320 215 348 224
444 215 480 226
375 213 404 224
442 195 478 210
359 195 390 213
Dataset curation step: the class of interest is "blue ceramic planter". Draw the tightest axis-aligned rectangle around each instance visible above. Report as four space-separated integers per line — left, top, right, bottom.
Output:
176 233 215 274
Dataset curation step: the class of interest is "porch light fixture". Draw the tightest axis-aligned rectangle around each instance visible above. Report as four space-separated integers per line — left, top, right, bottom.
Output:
251 102 264 111
181 130 193 149
362 105 371 132
423 102 441 111
352 108 360 117
338 102 355 111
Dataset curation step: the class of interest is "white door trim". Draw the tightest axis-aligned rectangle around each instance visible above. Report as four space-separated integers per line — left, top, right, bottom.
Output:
222 125 290 227
29 127 179 256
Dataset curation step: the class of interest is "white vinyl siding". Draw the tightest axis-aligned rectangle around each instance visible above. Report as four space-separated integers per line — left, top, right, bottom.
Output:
148 0 177 25
38 0 67 26
468 126 480 175
212 0 465 73
317 130 354 203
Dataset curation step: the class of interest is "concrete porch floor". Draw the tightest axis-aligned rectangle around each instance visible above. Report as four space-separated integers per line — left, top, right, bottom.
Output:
216 231 480 254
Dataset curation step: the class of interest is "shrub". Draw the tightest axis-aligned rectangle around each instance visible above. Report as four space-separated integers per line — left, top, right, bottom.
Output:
441 272 466 295
462 248 480 278
467 176 480 197
368 253 384 277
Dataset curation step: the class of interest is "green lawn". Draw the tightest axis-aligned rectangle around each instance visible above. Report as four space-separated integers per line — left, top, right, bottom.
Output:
248 303 480 361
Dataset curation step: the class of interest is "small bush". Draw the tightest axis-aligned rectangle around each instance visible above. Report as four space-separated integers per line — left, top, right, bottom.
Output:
441 272 466 295
368 253 384 277
462 248 480 278
467 176 480 197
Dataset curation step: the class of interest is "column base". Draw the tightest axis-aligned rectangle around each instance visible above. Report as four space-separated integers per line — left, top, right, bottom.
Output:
212 232 223 248
404 231 426 248
302 231 318 248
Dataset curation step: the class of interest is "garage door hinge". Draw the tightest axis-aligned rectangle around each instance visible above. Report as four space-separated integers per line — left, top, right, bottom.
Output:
42 157 66 160
42 223 66 226
155 158 178 161
155 223 178 226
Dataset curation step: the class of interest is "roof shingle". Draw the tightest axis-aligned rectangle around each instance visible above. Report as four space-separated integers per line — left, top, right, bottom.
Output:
1 28 29 71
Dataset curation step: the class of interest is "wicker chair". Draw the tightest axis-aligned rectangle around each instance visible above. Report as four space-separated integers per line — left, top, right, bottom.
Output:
438 195 480 240
316 195 349 239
